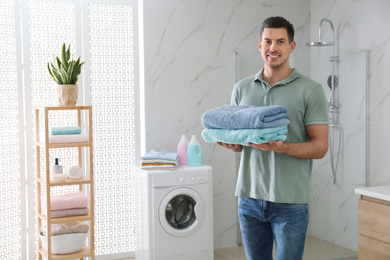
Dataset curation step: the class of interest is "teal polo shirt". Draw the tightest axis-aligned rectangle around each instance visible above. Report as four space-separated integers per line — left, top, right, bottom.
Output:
231 68 328 204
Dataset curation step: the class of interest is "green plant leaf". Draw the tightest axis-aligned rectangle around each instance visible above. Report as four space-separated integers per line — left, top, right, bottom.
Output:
51 68 63 84
48 43 84 85
61 43 69 70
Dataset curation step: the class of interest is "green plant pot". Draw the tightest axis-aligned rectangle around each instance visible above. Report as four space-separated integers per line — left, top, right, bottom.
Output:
55 84 78 106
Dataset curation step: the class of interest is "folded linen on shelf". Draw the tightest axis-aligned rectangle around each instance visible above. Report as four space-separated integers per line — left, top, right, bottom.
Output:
40 132 89 144
41 222 89 236
41 191 88 211
141 150 178 170
141 162 176 170
49 126 82 135
202 104 289 129
50 207 89 218
141 149 178 162
201 126 288 145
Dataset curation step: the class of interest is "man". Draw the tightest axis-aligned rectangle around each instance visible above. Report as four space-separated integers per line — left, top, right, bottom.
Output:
217 16 329 260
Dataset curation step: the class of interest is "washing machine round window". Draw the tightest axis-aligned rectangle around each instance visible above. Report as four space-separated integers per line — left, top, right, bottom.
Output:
165 195 196 229
159 187 205 237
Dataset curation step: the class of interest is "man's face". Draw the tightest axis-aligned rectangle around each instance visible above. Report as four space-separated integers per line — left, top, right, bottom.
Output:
259 28 296 69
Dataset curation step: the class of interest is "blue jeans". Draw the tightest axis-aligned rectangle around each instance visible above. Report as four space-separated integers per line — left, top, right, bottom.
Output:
238 197 309 260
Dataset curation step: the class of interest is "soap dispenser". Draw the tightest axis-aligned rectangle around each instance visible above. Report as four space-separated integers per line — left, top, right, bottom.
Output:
187 135 202 166
50 158 63 174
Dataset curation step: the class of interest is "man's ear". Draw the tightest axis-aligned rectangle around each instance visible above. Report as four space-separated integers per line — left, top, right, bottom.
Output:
289 41 296 53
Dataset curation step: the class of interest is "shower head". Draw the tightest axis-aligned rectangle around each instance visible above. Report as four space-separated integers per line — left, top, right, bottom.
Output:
306 41 333 47
306 18 335 47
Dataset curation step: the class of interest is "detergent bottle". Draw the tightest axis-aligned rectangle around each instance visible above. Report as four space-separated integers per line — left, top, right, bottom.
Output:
187 135 202 166
177 134 189 165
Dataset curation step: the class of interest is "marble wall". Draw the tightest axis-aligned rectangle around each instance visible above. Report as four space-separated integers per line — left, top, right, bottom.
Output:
142 0 390 249
309 0 390 251
143 0 311 247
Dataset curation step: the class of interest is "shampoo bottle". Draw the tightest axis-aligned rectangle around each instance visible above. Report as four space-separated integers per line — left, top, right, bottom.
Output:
187 135 202 166
177 134 189 165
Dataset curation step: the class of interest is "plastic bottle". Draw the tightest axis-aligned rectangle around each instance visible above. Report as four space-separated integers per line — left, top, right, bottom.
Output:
187 135 202 166
177 134 189 165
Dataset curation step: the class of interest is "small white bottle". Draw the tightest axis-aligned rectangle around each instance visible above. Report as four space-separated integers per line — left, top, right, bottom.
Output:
177 134 189 165
187 135 202 166
50 158 63 174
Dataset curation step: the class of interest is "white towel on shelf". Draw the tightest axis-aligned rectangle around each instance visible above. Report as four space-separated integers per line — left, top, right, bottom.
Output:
66 165 83 179
40 132 89 144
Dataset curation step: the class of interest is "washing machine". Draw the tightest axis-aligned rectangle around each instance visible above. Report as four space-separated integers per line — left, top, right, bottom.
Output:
136 165 213 260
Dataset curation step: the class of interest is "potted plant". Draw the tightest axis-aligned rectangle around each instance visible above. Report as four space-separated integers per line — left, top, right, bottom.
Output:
47 43 85 106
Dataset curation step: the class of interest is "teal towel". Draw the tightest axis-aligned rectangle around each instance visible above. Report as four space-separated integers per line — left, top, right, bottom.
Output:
201 126 287 145
49 126 82 135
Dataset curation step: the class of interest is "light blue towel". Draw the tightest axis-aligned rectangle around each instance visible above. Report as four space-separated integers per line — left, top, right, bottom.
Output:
201 126 288 145
49 126 82 135
202 104 289 129
141 150 178 162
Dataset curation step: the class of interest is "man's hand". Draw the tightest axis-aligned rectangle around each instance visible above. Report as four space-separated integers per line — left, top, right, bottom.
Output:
216 142 243 152
247 140 283 152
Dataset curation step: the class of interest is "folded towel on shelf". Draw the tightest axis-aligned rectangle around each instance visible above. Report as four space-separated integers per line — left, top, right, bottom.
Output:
201 126 288 145
49 126 82 135
202 104 289 129
41 191 88 211
40 132 89 144
141 150 178 162
66 165 83 180
41 222 89 236
141 162 176 170
50 207 89 218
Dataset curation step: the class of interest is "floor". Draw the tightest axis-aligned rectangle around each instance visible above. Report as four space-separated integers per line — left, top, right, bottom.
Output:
124 236 358 260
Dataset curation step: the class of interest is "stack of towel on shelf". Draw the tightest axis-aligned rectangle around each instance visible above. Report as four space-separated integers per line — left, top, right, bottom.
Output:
46 125 88 144
40 191 89 254
42 191 89 218
201 104 289 145
141 150 178 170
41 221 89 236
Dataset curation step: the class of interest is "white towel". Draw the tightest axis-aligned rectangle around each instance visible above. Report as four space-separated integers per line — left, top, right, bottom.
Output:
40 132 89 144
66 165 83 179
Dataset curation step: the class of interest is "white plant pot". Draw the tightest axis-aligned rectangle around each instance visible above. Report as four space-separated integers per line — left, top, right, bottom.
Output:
55 84 78 106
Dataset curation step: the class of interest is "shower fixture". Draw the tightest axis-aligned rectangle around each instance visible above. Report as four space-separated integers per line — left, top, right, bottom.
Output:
307 18 341 185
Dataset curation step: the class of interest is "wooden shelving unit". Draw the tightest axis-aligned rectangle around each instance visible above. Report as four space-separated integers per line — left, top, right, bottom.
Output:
35 105 94 260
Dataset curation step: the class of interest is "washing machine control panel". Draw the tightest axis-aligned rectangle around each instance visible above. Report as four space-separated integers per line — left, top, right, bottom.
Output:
177 173 208 186
151 165 212 187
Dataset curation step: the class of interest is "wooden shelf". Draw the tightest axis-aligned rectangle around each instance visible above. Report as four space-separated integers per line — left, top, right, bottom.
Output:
38 213 93 224
36 106 95 259
39 246 93 259
36 141 92 149
38 176 91 186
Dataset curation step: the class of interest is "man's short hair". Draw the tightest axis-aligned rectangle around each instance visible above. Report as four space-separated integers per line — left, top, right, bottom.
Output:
260 16 295 43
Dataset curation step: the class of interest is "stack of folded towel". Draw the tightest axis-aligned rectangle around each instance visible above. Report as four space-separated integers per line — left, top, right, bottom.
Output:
39 221 89 254
201 104 289 145
41 221 89 236
47 125 88 144
42 191 89 218
141 150 178 170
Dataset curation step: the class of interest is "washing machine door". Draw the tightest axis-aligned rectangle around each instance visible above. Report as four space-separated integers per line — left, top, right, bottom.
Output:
159 187 205 237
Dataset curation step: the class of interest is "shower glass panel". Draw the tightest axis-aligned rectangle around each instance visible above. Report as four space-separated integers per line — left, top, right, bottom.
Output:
234 50 368 259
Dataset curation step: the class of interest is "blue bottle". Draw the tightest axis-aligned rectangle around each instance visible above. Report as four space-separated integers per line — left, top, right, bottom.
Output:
187 135 202 166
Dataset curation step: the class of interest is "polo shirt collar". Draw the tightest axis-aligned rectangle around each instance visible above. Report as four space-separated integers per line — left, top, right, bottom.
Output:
254 68 301 86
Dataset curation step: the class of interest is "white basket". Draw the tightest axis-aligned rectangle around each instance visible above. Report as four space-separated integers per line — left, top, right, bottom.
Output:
40 232 87 254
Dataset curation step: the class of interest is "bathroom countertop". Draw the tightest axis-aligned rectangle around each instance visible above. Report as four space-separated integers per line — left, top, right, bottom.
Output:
355 185 390 202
